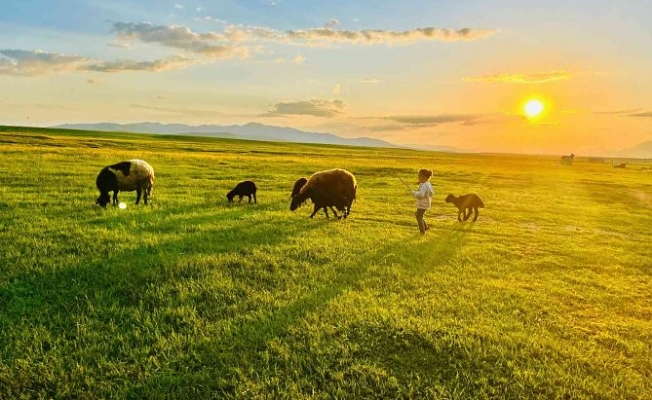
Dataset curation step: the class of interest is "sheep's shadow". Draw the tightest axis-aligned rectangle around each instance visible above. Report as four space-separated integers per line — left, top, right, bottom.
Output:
129 223 471 396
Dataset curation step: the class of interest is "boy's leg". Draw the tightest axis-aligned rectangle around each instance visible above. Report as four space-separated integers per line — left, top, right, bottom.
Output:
415 208 427 233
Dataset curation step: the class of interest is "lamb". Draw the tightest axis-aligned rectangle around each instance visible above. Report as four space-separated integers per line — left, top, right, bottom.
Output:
95 159 155 208
227 180 257 203
445 193 484 222
290 168 357 219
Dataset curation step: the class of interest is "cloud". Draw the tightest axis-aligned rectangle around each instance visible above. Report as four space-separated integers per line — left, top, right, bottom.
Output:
0 49 88 76
112 22 249 58
272 54 305 64
87 78 100 84
365 124 406 132
268 99 346 118
0 49 200 76
112 22 497 52
383 114 485 126
325 19 339 28
359 77 381 83
130 103 225 116
627 111 652 118
86 56 197 72
332 84 341 94
284 27 497 45
464 71 572 84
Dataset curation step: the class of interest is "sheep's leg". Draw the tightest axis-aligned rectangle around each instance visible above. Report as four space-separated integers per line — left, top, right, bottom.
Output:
238 195 243 203
463 208 471 221
253 193 257 204
457 210 463 222
135 188 142 205
247 194 252 203
329 206 340 219
472 207 479 222
112 191 119 206
309 205 321 218
143 187 149 205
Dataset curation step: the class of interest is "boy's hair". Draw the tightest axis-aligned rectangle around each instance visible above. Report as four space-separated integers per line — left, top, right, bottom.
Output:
418 168 433 180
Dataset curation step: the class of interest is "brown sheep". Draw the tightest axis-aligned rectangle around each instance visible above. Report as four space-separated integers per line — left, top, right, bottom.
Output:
445 193 484 222
290 169 357 219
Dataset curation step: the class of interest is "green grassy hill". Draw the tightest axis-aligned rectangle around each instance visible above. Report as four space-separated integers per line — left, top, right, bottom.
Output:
1 127 651 398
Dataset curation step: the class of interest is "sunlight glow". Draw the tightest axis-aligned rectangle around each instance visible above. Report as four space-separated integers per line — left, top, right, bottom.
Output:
524 99 544 118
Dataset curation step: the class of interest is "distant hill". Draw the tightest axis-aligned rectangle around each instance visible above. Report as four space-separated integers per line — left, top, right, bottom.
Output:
54 122 402 149
616 141 652 159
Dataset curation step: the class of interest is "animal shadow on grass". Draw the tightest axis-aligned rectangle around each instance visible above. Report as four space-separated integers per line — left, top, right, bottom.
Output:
130 225 474 397
127 232 426 397
0 209 321 397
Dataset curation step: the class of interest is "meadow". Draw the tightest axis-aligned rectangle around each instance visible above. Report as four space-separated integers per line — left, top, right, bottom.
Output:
0 126 651 399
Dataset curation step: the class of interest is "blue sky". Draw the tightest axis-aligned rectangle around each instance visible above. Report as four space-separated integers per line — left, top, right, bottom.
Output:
1 0 651 154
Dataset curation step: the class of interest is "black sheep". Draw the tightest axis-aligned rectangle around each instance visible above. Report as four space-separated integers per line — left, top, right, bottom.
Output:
445 193 485 222
291 177 308 198
227 181 257 203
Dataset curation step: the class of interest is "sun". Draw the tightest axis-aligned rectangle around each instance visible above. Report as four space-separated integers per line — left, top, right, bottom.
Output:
524 99 545 118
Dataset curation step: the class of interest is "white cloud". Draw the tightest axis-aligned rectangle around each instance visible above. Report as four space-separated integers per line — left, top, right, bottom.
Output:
0 49 88 76
359 77 381 83
112 21 497 52
112 22 250 58
332 84 341 94
86 56 198 72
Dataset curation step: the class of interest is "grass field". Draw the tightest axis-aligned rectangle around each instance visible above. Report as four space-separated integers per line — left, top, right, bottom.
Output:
1 127 651 399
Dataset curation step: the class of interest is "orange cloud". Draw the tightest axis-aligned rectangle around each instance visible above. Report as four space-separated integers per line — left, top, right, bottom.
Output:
464 71 572 84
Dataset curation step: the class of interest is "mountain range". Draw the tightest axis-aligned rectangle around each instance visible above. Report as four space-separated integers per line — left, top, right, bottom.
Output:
52 122 652 158
54 122 465 153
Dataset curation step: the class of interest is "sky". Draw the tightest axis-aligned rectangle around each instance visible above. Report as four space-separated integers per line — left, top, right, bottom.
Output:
1 0 651 155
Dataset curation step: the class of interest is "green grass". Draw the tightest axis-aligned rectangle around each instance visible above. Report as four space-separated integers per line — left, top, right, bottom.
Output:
1 127 651 399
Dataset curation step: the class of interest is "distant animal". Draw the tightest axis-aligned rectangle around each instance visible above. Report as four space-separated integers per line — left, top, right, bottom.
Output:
290 177 308 198
95 159 155 208
560 153 575 165
290 168 357 219
227 180 257 203
445 193 485 222
613 162 628 169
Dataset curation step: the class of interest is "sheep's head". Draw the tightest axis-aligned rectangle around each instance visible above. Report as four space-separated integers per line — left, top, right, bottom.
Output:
290 177 308 198
290 191 309 211
445 194 455 203
96 193 111 208
226 192 235 203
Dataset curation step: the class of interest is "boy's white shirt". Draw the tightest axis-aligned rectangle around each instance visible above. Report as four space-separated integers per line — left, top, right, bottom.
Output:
412 181 434 209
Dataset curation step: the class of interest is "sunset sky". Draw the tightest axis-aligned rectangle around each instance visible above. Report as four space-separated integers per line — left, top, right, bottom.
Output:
1 0 651 155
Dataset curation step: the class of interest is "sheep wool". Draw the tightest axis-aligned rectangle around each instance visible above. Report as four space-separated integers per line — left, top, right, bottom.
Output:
290 168 357 219
96 159 155 208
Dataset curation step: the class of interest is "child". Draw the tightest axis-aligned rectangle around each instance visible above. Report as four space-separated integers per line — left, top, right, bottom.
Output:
411 169 434 234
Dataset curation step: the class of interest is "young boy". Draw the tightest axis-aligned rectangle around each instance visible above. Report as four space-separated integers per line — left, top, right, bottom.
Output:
412 169 434 234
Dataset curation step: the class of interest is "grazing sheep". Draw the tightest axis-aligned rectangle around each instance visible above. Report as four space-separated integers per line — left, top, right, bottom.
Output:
560 153 575 165
613 162 628 169
227 180 257 203
445 193 484 222
96 159 154 208
290 168 357 219
290 177 308 198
